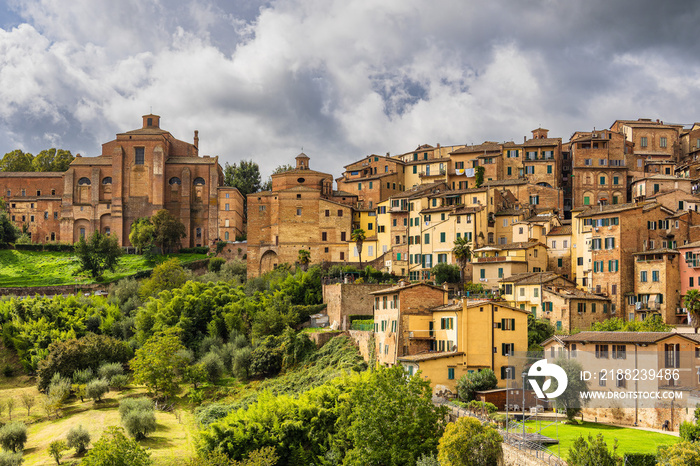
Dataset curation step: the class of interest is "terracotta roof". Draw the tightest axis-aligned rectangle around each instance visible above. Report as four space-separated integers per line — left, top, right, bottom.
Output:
343 155 404 169
270 168 333 177
332 190 357 197
542 286 610 301
420 206 454 214
403 157 451 166
430 188 487 197
498 272 562 285
369 282 447 295
70 156 113 166
485 241 544 251
576 202 642 218
398 351 464 362
482 179 528 187
0 172 64 177
547 225 572 236
679 240 700 249
494 207 527 216
431 303 462 312
451 206 484 215
557 331 677 344
522 138 561 147
166 156 216 164
391 181 447 199
120 128 170 136
450 142 502 155
632 249 679 255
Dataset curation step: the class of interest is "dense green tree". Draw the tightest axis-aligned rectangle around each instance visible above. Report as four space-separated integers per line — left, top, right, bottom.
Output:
590 315 672 332
351 229 366 267
431 263 460 285
0 451 23 465
451 237 472 287
223 160 262 217
86 378 109 401
685 289 700 333
81 427 152 466
37 334 132 392
31 148 74 172
437 416 503 466
456 369 498 402
527 314 556 351
200 352 224 384
129 217 156 254
0 150 33 172
0 422 27 453
138 257 190 299
130 329 188 398
0 212 19 244
567 434 619 466
151 209 187 253
74 231 123 279
338 366 447 465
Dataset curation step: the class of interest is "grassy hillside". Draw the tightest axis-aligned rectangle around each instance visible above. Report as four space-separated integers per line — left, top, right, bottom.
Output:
0 250 206 287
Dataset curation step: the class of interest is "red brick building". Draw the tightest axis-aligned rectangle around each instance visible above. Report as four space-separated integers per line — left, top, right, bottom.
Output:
0 115 245 247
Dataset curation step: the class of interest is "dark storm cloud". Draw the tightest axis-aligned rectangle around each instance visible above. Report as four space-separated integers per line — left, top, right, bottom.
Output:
1 0 700 178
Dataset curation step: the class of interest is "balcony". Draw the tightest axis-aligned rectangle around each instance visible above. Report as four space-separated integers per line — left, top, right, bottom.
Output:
476 256 525 263
687 260 700 268
635 302 661 311
418 169 447 178
408 330 435 340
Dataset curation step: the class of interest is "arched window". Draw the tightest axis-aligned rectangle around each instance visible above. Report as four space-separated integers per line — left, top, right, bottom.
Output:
193 177 206 186
169 177 182 185
102 177 112 184
78 177 91 185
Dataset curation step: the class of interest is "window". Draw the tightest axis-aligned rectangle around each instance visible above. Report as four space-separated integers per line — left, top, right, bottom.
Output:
652 270 659 282
605 238 615 249
193 177 206 186
169 177 181 185
44 212 48 219
54 212 58 219
660 137 667 148
424 233 429 244
224 232 229 240
321 232 327 241
584 196 590 205
225 203 229 211
612 345 626 360
599 371 606 387
599 176 606 185
448 368 455 380
498 268 503 278
501 318 515 331
595 344 609 359
79 228 86 239
501 366 516 380
640 271 648 282
296 208 302 216
440 232 446 243
77 177 91 185
325 210 330 217
135 147 145 164
640 137 648 147
547 165 552 174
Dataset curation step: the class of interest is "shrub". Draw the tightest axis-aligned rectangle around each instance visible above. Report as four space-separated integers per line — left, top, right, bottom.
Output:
119 397 156 440
98 362 124 380
81 427 152 466
48 440 67 464
232 347 253 381
37 334 132 392
2 366 13 378
0 422 27 453
110 374 130 390
85 315 102 334
200 352 224 384
456 369 498 402
72 368 94 384
67 425 91 454
623 453 656 466
0 451 22 466
48 375 71 405
567 434 619 466
199 336 223 357
208 257 225 273
416 453 440 466
86 378 109 402
438 416 503 466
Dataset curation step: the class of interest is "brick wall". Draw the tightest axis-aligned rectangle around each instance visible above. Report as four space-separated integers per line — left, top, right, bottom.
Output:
322 283 388 330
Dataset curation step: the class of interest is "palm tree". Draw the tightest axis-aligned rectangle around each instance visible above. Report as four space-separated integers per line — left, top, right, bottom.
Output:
452 237 472 289
297 249 311 271
684 289 700 333
351 228 366 268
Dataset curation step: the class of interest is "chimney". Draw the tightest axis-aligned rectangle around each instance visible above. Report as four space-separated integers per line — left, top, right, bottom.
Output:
443 283 449 291
524 136 526 143
194 130 199 148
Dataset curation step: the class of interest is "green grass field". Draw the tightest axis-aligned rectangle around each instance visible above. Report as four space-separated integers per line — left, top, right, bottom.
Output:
0 250 207 287
524 420 679 458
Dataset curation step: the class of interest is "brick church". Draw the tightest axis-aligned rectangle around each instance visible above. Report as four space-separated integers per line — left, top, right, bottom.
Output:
0 115 245 247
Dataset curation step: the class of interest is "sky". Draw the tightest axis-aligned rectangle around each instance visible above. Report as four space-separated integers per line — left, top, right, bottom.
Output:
1 0 700 180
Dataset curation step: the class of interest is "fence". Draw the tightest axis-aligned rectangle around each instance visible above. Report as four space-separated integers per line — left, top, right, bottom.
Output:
434 398 566 466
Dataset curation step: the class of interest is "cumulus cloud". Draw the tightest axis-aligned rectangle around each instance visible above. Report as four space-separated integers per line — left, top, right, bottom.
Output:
0 0 699 178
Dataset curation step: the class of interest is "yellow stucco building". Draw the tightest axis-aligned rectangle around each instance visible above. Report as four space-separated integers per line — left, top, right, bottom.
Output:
398 300 529 394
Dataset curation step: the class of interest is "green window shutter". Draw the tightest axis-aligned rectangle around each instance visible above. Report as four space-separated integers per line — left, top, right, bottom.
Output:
511 319 515 331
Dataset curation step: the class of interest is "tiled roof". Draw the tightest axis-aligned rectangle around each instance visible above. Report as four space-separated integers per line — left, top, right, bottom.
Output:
431 303 463 312
451 206 484 215
547 225 572 236
576 202 642 218
70 156 113 166
398 351 464 362
391 181 447 199
450 142 502 155
0 172 64 177
522 138 561 147
483 179 528 187
369 282 446 295
497 241 543 250
632 249 679 255
679 240 700 249
543 286 610 301
499 272 561 285
404 157 451 166
419 206 454 214
166 156 216 164
558 331 676 344
430 187 487 197
343 155 404 169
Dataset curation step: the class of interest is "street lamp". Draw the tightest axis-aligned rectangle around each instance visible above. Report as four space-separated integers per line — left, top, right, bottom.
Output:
522 371 527 441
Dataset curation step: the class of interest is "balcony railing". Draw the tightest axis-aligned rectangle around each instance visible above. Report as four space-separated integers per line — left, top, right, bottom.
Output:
418 169 447 178
686 260 700 268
